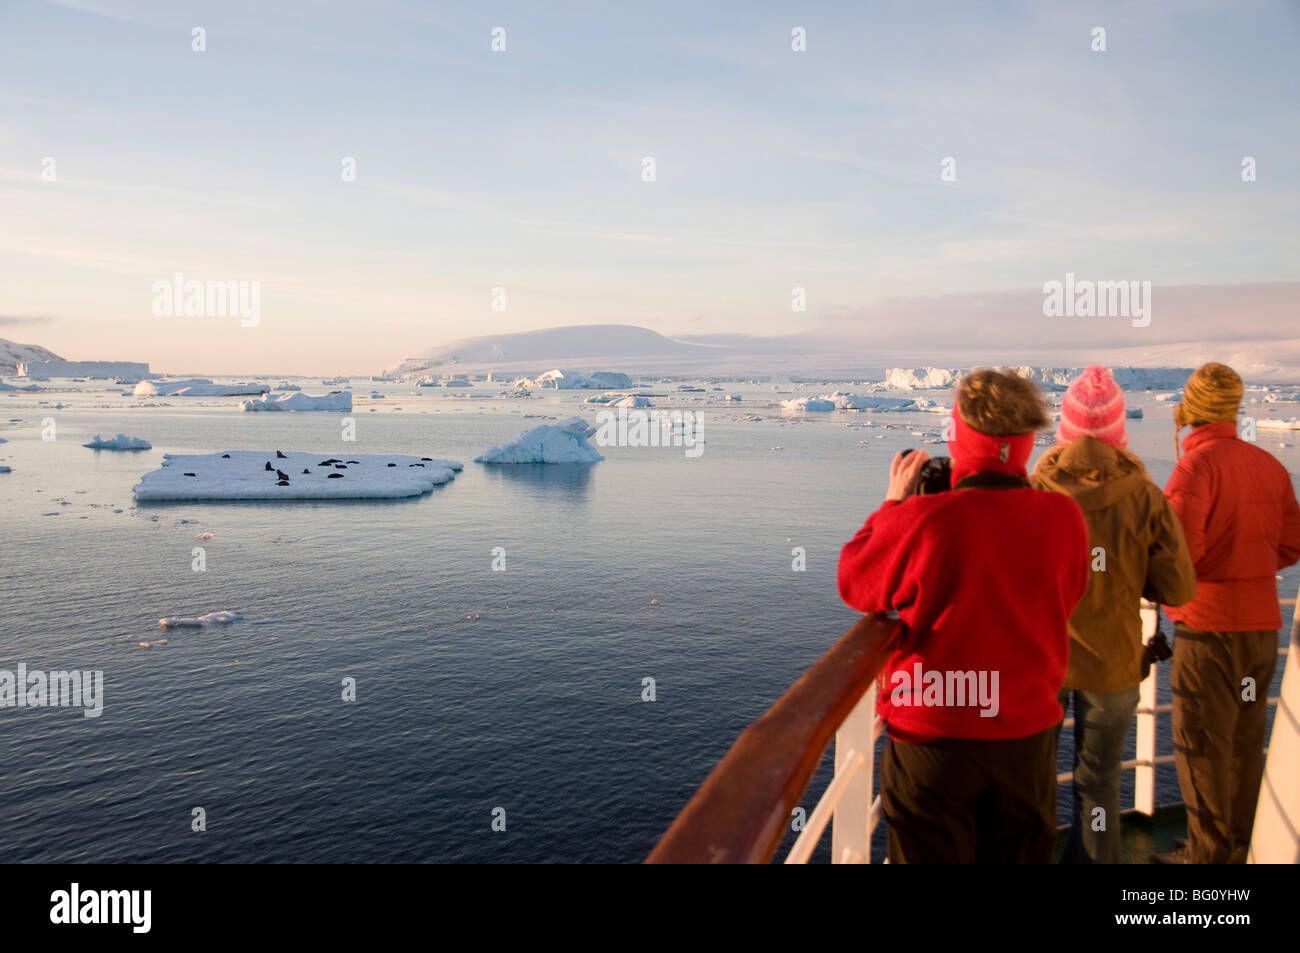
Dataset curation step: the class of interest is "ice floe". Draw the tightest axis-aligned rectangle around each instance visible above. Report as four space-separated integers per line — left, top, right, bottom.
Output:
136 379 270 397
238 391 352 412
475 417 605 464
1258 418 1300 430
158 611 242 629
884 366 1194 392
781 397 836 411
513 369 633 390
133 450 463 501
83 433 152 450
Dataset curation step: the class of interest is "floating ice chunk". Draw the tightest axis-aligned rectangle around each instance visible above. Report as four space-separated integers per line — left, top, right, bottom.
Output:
1258 418 1300 430
133 450 463 501
1126 408 1144 419
823 392 916 411
780 397 836 411
238 391 352 412
513 369 633 390
1154 392 1182 403
136 379 270 397
475 417 605 464
613 395 654 408
83 433 152 450
158 611 243 629
0 466 11 473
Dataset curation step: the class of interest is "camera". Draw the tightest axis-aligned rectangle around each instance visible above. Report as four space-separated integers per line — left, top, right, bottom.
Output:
1140 626 1173 680
900 450 952 495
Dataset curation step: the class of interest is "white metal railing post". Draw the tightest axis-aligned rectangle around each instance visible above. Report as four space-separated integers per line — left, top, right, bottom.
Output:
1133 603 1160 815
831 682 877 864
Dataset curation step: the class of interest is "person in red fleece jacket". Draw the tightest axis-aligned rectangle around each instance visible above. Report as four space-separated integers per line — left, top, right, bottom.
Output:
838 368 1089 863
1161 363 1300 864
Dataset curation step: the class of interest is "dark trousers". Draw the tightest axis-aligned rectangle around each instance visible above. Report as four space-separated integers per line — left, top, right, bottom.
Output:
882 727 1058 863
1057 686 1140 864
1171 624 1278 864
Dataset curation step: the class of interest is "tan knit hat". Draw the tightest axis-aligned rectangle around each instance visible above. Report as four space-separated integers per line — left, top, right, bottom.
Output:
1175 362 1242 453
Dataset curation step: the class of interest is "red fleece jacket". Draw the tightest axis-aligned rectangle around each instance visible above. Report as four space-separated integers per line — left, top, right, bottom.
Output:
838 483 1089 743
1165 421 1300 631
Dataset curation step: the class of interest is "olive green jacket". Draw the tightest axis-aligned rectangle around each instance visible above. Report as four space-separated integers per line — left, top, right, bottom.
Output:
1030 437 1196 692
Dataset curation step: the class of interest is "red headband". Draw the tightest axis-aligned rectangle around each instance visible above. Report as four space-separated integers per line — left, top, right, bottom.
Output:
947 411 1035 487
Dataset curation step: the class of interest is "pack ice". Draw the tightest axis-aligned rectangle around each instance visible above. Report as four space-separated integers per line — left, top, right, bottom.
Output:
238 391 352 412
475 417 605 464
133 450 463 500
83 433 152 450
135 379 270 397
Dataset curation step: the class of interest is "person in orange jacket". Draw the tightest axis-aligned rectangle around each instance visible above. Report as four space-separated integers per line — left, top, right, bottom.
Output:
1162 363 1300 863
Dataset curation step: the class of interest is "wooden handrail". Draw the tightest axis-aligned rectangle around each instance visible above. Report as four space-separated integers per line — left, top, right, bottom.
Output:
646 613 903 864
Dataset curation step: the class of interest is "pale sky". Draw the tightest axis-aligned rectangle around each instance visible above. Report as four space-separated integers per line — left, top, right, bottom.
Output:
1 0 1297 374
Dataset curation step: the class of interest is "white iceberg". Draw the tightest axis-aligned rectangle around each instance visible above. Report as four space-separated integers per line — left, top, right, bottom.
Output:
237 391 352 412
511 369 634 390
136 379 270 397
475 417 605 464
780 397 836 411
883 366 1193 392
824 392 917 411
1258 418 1300 430
133 450 463 501
83 433 152 450
613 395 654 408
18 359 153 379
884 368 961 390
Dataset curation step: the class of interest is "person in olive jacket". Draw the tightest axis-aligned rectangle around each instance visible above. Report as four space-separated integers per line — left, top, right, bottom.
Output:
1031 365 1196 863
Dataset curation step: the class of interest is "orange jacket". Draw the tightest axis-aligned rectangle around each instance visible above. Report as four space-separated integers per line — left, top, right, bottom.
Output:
1164 422 1300 631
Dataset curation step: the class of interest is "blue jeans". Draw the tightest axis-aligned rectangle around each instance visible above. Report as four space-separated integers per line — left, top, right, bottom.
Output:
1057 686 1140 864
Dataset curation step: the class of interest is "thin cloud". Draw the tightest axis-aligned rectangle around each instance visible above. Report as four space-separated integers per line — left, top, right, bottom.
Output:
0 315 53 327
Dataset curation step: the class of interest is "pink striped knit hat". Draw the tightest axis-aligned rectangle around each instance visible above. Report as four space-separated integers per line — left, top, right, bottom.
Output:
1057 365 1127 447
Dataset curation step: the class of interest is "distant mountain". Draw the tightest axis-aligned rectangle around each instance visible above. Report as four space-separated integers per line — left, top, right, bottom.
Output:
0 337 61 375
383 323 1294 384
384 324 728 376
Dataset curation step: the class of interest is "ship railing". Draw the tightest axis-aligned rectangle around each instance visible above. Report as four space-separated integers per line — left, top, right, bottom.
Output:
647 595 1295 864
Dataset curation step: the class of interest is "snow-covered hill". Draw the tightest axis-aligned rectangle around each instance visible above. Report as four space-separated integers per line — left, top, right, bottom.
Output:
385 324 723 377
0 337 61 375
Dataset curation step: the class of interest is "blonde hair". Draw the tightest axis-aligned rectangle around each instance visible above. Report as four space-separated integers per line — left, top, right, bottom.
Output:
957 367 1051 436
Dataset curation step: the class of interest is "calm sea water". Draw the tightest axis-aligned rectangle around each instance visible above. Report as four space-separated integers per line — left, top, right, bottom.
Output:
1 381 1296 862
